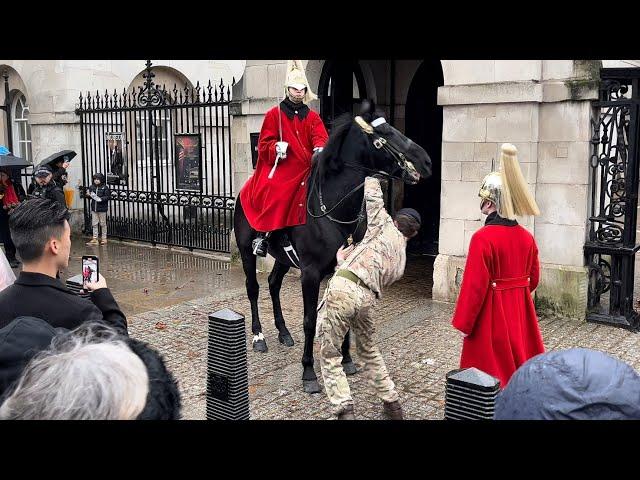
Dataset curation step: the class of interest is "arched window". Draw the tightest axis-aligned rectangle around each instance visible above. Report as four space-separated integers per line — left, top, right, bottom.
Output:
12 93 32 163
318 60 367 128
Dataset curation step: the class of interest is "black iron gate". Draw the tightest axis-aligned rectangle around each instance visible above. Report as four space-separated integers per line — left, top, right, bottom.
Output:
75 61 235 253
585 68 640 330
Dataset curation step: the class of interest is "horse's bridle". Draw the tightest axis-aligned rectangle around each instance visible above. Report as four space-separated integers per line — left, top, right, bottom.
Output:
353 116 419 183
306 116 419 229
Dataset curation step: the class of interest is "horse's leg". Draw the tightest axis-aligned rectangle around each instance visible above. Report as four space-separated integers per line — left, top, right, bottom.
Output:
341 330 358 376
268 260 294 347
301 268 322 394
234 201 267 352
240 246 267 353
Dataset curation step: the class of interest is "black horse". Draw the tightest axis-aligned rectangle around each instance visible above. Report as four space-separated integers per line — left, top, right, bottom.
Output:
234 101 432 393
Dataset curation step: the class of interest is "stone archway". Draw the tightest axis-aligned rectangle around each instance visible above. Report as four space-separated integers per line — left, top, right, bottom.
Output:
404 60 444 255
318 60 368 128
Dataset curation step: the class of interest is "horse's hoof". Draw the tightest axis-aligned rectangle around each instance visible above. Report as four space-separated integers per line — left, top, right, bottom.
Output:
252 339 268 353
342 361 358 376
303 380 321 394
278 333 295 347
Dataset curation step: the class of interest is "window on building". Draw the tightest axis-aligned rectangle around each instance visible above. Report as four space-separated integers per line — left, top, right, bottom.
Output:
12 93 32 163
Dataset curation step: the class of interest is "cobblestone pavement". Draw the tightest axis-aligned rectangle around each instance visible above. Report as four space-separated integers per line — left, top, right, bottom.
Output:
119 245 640 420
10 237 640 419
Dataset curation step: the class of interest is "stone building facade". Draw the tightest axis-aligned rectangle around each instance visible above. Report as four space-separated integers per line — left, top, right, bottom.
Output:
1 59 639 319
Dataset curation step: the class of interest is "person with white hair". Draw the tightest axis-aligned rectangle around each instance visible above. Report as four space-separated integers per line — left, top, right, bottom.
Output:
0 322 181 420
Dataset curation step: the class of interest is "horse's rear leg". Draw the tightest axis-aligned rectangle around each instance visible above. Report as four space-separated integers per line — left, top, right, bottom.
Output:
268 261 294 347
341 330 358 375
241 250 267 353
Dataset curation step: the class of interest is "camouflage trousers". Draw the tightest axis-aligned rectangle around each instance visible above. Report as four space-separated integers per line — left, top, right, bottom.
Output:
317 275 399 415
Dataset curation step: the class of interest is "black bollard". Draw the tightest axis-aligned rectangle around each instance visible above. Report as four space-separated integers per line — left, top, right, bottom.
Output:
444 368 500 420
206 308 250 420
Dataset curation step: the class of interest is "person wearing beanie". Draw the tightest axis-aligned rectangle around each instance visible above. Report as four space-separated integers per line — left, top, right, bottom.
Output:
83 173 110 246
451 143 544 389
316 176 422 420
239 60 329 257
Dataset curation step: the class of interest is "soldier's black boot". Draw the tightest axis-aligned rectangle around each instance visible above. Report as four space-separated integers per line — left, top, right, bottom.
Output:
383 400 404 420
337 405 355 420
252 232 269 257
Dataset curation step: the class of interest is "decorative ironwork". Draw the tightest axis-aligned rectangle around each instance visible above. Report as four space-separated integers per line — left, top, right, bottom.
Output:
584 68 640 330
75 60 236 252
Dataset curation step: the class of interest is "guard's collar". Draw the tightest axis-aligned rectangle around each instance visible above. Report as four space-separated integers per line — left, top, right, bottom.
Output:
280 98 309 120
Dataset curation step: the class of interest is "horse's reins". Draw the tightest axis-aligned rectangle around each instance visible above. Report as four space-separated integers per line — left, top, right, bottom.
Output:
306 115 412 227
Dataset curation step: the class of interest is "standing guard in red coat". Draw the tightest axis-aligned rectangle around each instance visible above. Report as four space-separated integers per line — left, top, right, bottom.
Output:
239 60 329 257
451 143 545 388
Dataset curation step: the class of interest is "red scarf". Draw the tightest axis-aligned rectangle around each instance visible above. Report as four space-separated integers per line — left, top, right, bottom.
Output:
1 180 19 207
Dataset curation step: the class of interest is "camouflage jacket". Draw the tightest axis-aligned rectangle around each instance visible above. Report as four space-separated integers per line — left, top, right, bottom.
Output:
337 177 407 298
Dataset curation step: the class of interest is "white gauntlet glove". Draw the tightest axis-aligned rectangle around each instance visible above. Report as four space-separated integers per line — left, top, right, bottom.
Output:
275 141 289 159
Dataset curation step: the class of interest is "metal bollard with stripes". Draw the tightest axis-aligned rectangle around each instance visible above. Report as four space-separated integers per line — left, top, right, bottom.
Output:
444 368 500 420
206 308 250 420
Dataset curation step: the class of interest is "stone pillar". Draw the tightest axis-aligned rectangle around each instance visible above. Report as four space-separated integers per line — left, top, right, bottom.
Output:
433 60 599 320
229 61 287 271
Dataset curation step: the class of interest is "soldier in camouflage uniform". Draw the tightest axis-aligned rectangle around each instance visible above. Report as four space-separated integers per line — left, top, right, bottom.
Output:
317 176 421 420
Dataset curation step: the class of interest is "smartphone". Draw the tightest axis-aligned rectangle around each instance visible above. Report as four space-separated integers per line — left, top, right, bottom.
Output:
82 255 99 284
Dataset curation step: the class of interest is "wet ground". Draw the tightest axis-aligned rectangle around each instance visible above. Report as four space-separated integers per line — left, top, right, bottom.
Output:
61 237 243 316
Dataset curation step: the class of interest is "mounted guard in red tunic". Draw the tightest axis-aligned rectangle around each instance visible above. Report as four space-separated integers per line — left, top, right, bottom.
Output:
239 60 328 257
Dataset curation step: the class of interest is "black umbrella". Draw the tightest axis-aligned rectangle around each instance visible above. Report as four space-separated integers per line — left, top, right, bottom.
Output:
0 154 31 169
40 150 77 168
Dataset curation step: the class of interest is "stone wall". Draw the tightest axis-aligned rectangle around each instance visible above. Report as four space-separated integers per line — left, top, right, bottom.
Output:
433 60 600 320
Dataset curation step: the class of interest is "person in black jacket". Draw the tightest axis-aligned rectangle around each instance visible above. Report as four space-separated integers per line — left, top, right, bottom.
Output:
84 172 110 246
28 165 67 210
0 198 127 333
51 158 70 187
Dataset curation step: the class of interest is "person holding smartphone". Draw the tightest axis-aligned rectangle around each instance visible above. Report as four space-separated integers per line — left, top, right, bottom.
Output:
0 198 127 333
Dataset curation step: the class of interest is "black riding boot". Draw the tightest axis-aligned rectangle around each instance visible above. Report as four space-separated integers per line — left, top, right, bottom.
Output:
252 232 270 257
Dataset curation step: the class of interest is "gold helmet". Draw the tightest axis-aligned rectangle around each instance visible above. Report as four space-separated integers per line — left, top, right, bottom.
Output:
478 144 540 219
284 60 317 104
479 171 503 213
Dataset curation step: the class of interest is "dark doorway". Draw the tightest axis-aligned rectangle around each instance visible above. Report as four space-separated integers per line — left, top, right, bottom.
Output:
404 60 443 256
319 60 367 129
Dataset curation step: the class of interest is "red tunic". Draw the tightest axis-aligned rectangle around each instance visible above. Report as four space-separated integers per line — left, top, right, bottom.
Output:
239 103 328 232
451 219 545 388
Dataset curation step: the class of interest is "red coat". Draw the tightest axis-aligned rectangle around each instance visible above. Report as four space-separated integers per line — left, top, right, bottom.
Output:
451 216 545 388
239 102 328 232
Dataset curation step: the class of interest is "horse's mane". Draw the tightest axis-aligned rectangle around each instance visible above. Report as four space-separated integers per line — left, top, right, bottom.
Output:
316 113 355 180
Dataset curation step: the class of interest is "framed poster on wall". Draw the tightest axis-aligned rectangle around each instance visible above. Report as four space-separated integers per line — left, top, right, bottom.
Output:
175 133 202 192
105 132 128 186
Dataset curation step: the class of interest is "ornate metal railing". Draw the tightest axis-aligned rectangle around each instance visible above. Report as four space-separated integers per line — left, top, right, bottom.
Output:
76 60 236 252
585 68 640 329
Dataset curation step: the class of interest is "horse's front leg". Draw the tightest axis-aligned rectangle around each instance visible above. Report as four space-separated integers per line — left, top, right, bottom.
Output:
269 260 294 347
341 330 358 375
301 268 322 394
240 247 267 352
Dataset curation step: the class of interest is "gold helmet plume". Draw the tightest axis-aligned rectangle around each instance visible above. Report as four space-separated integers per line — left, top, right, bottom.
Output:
478 144 540 220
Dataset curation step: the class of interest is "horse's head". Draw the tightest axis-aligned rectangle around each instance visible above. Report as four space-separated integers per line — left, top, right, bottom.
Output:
355 100 432 184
